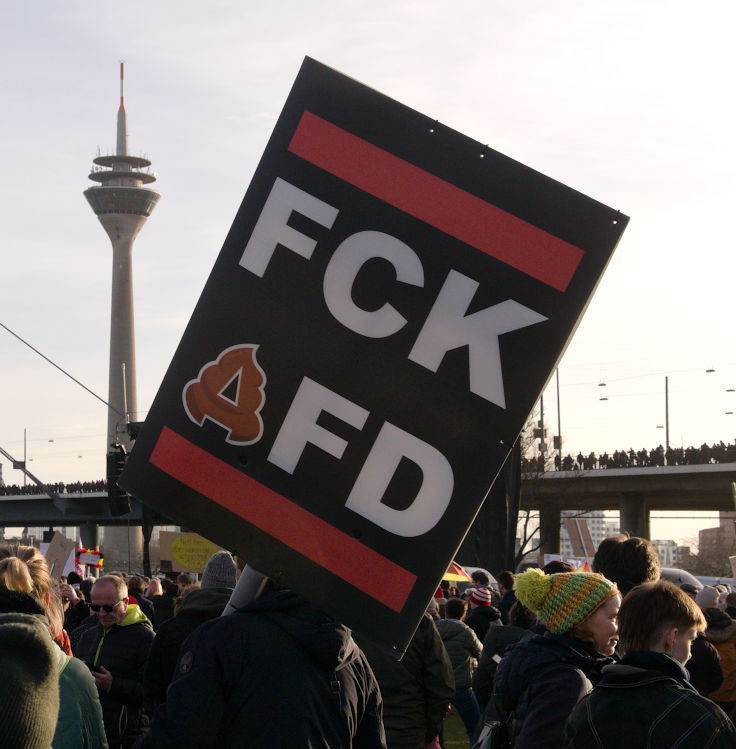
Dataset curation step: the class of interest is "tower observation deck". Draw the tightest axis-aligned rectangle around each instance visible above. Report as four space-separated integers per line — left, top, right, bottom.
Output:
84 62 160 453
84 62 160 570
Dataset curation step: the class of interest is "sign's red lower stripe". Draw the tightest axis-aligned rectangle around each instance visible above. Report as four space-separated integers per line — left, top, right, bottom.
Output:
149 426 417 613
288 110 584 292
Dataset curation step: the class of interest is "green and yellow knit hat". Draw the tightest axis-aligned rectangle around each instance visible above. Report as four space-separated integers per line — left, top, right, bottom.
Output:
515 568 619 634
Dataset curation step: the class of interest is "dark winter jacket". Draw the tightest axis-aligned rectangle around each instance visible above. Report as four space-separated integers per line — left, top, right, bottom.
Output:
565 651 736 749
493 631 611 749
498 590 517 625
133 590 386 748
687 632 724 696
63 599 91 633
69 611 98 652
435 617 482 689
143 586 232 715
465 604 502 643
702 608 736 703
356 614 454 748
74 604 155 749
473 624 528 710
150 593 176 629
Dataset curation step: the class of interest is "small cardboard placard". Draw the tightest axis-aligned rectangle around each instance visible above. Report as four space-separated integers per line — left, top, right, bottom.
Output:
43 532 77 578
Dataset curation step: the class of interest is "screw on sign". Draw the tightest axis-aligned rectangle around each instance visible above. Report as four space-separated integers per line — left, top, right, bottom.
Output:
120 58 628 654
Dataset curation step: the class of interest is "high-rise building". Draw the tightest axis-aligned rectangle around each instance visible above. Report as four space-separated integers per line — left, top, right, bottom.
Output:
650 538 678 567
84 63 160 571
560 511 619 559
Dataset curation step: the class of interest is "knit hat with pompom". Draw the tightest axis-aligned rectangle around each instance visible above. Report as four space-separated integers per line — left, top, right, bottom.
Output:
515 568 619 634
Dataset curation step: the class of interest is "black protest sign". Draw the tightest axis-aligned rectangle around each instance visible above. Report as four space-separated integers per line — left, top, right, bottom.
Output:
120 57 628 654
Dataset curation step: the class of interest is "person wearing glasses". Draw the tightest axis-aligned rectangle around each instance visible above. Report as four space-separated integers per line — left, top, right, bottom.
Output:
75 574 155 749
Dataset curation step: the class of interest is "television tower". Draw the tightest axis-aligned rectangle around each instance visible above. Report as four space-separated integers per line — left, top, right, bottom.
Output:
84 63 160 567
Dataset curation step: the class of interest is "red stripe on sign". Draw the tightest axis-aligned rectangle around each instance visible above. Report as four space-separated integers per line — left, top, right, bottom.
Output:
288 111 584 292
150 426 417 613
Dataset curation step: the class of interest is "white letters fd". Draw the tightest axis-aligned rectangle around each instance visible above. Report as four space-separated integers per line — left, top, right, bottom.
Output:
268 377 454 537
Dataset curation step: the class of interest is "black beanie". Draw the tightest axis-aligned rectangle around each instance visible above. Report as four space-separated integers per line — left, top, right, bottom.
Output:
0 613 60 748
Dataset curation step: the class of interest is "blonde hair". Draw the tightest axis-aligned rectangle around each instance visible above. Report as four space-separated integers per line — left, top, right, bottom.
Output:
0 544 63 634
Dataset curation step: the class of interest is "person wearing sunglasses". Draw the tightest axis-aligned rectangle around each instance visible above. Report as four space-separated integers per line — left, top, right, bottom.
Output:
75 574 155 749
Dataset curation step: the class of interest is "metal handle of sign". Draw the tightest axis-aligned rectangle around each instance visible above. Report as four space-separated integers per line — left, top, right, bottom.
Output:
221 565 267 616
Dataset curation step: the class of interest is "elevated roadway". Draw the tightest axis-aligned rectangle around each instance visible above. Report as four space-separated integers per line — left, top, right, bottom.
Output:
2 462 735 557
521 462 736 556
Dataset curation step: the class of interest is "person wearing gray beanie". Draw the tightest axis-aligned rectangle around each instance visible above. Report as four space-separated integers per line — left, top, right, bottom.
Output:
201 550 237 589
0 612 60 749
143 551 236 715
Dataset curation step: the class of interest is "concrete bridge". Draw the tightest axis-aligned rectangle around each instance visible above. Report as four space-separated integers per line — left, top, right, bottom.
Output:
521 462 736 556
2 462 736 556
0 492 151 549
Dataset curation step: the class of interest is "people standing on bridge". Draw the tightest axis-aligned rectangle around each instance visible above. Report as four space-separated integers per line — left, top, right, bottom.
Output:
493 568 620 749
592 535 660 597
565 580 736 748
74 574 154 748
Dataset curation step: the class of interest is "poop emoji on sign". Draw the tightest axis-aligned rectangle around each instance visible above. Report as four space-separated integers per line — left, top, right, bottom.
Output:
183 344 266 445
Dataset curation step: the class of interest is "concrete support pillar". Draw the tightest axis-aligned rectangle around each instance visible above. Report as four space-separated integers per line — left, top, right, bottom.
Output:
538 504 561 562
80 522 99 551
619 493 650 539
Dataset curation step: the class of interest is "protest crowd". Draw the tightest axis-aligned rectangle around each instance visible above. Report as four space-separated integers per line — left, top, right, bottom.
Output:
2 536 736 748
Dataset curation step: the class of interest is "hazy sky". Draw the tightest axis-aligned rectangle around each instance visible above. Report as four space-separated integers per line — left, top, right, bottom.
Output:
1 2 734 544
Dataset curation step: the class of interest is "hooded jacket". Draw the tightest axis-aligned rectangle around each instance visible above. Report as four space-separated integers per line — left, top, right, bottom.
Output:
565 651 736 749
133 589 386 748
702 607 736 703
464 604 502 643
435 618 482 689
75 604 154 749
493 631 610 749
143 586 232 715
356 614 454 748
